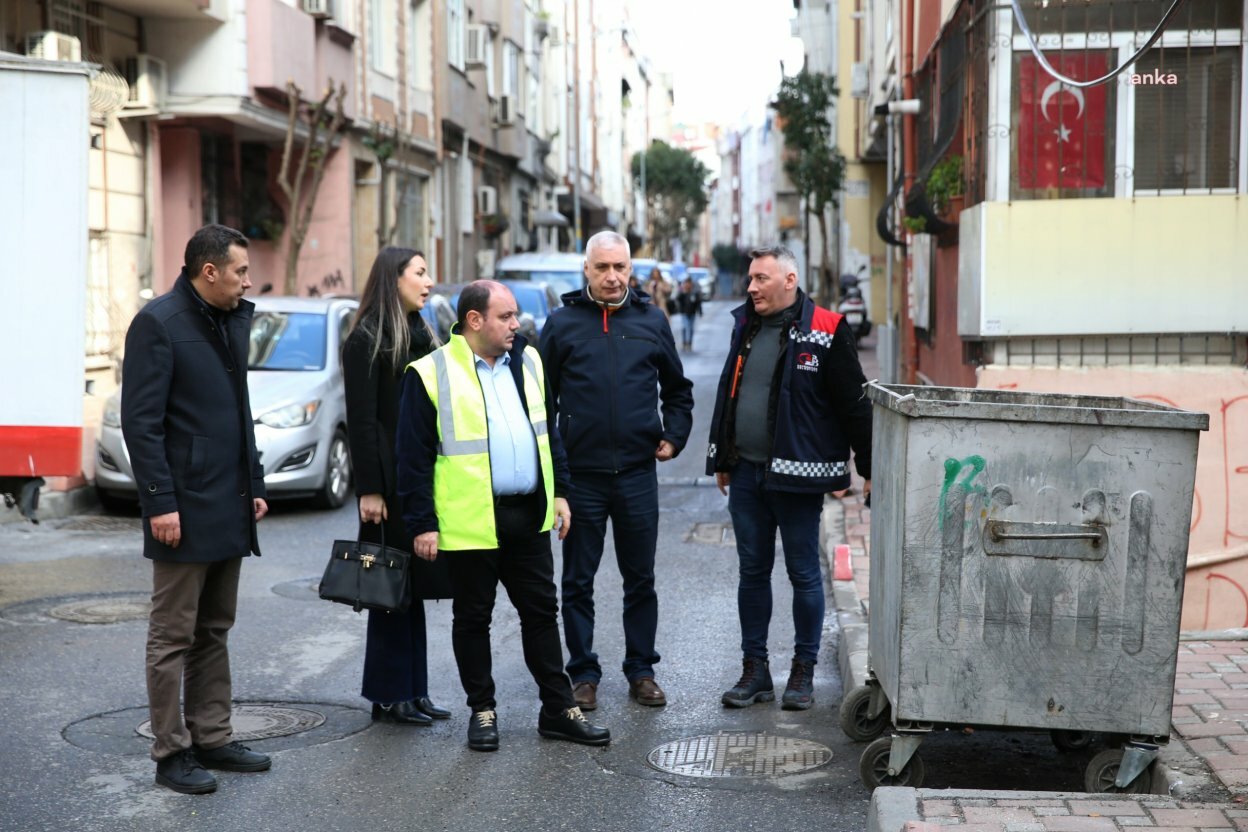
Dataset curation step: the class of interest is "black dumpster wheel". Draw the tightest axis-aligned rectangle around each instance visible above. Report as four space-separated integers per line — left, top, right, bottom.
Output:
839 685 890 742
1051 729 1096 753
859 737 926 789
1084 748 1153 794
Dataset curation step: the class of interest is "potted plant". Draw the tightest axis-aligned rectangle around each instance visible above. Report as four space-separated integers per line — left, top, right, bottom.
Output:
901 215 928 235
480 211 510 239
926 155 964 218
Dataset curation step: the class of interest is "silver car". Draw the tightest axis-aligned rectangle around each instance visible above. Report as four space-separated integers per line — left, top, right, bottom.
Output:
95 296 359 510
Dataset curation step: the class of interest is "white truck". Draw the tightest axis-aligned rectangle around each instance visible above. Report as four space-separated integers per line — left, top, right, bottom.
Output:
0 52 91 520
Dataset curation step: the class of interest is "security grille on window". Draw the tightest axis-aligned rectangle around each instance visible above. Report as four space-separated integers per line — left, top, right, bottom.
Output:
1001 0 1243 200
1134 48 1241 192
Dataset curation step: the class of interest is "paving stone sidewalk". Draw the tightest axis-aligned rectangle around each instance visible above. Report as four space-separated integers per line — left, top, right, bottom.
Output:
868 788 1248 832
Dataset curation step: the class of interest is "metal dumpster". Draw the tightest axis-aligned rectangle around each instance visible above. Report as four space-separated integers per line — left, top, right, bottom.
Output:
841 383 1208 792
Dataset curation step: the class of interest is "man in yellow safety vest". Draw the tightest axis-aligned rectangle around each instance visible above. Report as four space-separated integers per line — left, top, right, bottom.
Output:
395 280 610 752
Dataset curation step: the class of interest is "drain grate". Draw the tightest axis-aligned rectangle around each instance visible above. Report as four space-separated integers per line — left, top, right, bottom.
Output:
688 523 736 546
647 732 832 778
49 595 150 624
137 704 326 742
52 516 142 532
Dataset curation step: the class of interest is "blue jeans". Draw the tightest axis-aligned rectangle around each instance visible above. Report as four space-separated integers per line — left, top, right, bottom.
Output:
561 466 661 683
681 314 696 346
728 460 825 663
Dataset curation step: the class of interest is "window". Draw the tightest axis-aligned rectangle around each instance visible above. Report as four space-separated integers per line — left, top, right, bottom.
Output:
370 0 397 74
485 31 496 98
395 173 427 252
503 40 520 100
1134 48 1241 192
447 0 464 70
1010 50 1117 200
409 0 432 92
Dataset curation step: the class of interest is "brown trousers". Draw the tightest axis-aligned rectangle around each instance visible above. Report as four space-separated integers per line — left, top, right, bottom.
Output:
146 557 242 761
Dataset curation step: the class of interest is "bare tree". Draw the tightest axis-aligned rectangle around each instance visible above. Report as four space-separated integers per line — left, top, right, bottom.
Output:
277 80 348 296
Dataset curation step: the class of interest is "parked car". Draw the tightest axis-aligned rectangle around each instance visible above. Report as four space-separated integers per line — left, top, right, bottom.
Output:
688 266 714 300
95 296 359 511
495 251 586 297
499 279 562 336
420 292 457 343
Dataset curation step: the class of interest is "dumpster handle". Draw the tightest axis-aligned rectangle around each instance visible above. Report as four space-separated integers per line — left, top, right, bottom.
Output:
990 529 1102 546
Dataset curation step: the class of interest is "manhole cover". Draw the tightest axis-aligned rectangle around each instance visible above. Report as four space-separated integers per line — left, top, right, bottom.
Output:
48 595 150 624
272 576 323 601
647 732 832 778
689 523 736 546
52 516 142 532
1 592 150 625
64 701 368 756
137 704 326 741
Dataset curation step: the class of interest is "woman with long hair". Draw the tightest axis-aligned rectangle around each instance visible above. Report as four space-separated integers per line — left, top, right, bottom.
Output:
646 266 672 322
342 246 449 725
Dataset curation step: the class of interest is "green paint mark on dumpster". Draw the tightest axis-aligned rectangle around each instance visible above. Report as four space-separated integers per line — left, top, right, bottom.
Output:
939 455 987 529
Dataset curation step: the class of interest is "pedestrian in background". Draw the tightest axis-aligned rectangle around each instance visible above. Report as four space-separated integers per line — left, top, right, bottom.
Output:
342 246 451 727
646 266 672 321
122 224 271 794
540 231 694 710
705 243 872 711
674 276 703 351
396 281 610 752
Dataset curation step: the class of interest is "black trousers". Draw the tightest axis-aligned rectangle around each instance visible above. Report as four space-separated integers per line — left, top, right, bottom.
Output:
444 492 575 715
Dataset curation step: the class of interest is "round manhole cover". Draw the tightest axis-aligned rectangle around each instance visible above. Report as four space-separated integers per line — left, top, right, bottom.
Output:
48 595 150 624
136 704 326 741
647 732 832 778
272 576 323 602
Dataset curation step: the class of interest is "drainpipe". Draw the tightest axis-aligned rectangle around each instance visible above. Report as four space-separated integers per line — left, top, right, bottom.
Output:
900 0 918 384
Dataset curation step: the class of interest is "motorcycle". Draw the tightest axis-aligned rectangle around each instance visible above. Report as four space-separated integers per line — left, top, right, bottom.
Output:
837 285 872 341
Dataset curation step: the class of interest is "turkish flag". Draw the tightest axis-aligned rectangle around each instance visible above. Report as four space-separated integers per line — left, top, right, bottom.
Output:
1017 52 1109 189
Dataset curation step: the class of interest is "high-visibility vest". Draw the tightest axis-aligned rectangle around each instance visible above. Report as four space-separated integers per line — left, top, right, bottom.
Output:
410 334 555 551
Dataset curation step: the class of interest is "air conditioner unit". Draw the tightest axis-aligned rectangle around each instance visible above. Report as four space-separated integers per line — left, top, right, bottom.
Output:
850 62 869 99
124 54 168 110
476 185 498 216
496 95 516 127
466 24 489 68
25 31 81 63
302 0 333 18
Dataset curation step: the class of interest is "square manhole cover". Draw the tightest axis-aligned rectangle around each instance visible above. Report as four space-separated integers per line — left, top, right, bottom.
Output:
647 732 832 778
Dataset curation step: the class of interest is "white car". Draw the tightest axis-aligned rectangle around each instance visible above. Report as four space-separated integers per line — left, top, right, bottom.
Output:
495 251 587 297
95 296 359 510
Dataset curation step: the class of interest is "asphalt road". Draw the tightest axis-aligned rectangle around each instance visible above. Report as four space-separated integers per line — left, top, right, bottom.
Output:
0 297 1101 832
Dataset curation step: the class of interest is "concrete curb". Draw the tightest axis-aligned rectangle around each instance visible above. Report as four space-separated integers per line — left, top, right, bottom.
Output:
867 787 922 832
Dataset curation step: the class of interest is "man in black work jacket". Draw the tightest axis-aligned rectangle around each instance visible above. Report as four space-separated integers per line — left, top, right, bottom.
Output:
121 224 271 794
539 231 694 710
705 243 872 711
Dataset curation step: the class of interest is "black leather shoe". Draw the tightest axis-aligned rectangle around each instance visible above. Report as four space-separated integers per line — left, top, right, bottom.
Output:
372 701 433 725
538 706 610 746
467 710 499 751
155 750 217 794
192 740 272 772
413 697 451 720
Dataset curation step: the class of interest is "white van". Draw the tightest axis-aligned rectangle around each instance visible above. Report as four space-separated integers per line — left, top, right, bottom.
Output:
495 251 586 297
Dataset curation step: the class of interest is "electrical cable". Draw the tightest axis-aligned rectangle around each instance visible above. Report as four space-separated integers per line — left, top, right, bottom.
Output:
1009 0 1190 88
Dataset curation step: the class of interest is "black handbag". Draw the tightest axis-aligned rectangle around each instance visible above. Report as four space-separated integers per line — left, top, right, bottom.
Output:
319 525 412 613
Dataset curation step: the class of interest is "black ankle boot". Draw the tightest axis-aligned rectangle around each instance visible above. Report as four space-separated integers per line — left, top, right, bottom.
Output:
371 701 433 725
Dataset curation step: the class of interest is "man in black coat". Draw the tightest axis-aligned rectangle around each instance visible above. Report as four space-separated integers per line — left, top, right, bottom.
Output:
121 224 271 794
539 231 694 710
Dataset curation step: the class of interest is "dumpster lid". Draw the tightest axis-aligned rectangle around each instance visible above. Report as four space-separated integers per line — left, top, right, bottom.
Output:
866 382 1209 431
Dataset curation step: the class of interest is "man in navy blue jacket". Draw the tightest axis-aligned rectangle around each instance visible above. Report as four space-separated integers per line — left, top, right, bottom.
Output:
539 231 694 710
706 243 872 711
